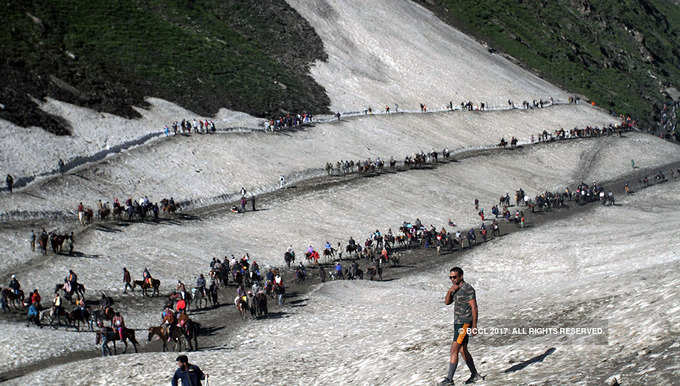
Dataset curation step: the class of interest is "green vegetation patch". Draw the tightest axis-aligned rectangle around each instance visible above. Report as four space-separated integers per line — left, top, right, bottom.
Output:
418 0 680 126
0 0 330 134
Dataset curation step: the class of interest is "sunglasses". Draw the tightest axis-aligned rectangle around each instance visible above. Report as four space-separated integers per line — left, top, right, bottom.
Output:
449 275 457 280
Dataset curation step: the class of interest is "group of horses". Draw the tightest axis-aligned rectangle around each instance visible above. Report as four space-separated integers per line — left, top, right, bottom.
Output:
34 231 73 256
79 197 181 226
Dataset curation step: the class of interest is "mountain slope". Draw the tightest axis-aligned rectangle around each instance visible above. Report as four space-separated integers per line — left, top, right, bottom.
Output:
417 0 680 126
0 0 330 135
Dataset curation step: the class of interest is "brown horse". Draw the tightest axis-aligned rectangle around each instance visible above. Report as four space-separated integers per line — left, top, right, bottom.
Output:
98 207 110 221
83 208 94 224
96 327 139 356
148 325 185 352
235 295 249 320
132 279 160 297
54 282 86 301
38 233 49 255
112 206 123 219
50 233 67 254
1 288 25 310
68 308 93 331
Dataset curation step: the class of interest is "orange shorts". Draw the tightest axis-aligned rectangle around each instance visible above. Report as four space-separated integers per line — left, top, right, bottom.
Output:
454 323 471 345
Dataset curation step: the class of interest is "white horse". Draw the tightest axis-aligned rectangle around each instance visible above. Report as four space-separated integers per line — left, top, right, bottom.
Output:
190 287 209 310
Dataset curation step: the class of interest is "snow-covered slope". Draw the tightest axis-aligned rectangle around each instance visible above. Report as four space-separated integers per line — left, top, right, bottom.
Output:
0 98 262 184
0 104 618 216
11 178 680 385
286 0 570 112
2 133 677 303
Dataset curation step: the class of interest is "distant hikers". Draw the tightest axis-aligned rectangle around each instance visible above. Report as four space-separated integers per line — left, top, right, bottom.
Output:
6 174 13 193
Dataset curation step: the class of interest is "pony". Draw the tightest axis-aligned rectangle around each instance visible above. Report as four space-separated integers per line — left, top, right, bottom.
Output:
235 295 249 320
148 325 185 352
1 288 25 310
68 307 93 331
190 287 209 310
96 326 139 356
132 278 160 297
54 282 86 302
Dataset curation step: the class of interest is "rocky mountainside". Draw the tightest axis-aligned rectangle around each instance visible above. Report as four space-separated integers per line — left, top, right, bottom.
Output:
0 0 330 135
418 0 680 127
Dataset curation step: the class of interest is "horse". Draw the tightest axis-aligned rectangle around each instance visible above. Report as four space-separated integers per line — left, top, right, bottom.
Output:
148 325 185 352
91 306 115 325
96 326 139 356
190 287 209 310
235 295 249 320
49 233 67 254
323 248 335 259
42 306 69 328
283 251 295 268
183 319 200 351
160 200 180 215
38 233 49 255
345 244 359 256
1 288 25 310
132 278 160 297
68 308 93 331
254 292 268 318
208 283 219 307
55 282 86 302
112 205 123 219
83 208 94 224
295 268 306 284
98 207 110 221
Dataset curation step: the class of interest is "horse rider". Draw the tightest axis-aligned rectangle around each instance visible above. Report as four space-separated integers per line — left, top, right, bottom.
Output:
162 305 176 340
123 267 132 294
176 280 187 299
75 296 86 312
324 241 332 253
112 312 126 341
175 297 187 315
67 269 78 289
8 275 21 295
100 292 112 312
251 280 261 294
196 274 207 297
143 267 152 286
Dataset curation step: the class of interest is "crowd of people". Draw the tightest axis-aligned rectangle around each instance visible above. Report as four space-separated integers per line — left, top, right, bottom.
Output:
164 119 217 136
265 113 314 131
324 148 452 177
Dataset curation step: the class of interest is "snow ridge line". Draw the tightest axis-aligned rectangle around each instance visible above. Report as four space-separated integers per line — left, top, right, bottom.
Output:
0 133 617 224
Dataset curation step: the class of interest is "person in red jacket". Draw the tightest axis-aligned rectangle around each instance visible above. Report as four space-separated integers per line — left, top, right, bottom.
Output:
31 289 41 307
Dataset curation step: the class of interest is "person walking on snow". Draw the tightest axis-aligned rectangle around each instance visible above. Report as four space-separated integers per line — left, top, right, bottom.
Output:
440 267 482 385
